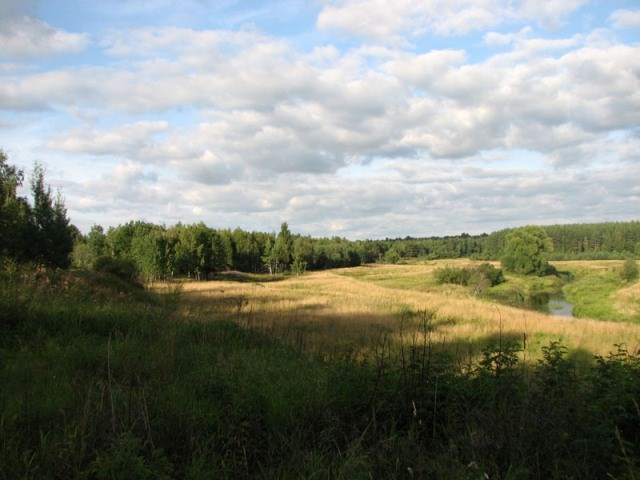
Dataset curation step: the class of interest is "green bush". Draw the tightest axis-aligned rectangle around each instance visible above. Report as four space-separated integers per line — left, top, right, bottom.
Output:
434 266 471 285
93 256 138 282
473 263 505 286
621 258 639 282
434 263 504 289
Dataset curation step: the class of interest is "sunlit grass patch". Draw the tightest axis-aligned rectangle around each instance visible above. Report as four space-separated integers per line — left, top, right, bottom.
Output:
167 262 640 363
612 281 640 320
556 260 637 322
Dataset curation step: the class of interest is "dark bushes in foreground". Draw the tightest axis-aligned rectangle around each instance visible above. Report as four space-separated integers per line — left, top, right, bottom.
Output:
1 270 639 479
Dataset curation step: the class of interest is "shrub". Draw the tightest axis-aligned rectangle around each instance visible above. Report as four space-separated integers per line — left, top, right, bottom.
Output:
384 248 401 264
93 256 138 282
434 266 471 285
621 258 639 282
473 263 505 286
434 263 505 290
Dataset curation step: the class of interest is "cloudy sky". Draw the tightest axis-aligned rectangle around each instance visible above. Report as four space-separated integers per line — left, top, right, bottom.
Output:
1 0 639 239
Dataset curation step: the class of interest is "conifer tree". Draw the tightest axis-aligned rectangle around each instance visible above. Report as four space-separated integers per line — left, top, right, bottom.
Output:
30 163 74 268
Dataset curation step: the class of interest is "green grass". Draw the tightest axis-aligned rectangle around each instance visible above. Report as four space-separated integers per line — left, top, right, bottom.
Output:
486 272 562 305
561 265 632 321
337 260 640 324
478 261 638 323
2 266 640 478
335 262 461 292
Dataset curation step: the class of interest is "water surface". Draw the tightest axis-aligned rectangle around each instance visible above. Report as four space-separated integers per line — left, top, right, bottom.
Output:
527 292 574 318
547 295 573 318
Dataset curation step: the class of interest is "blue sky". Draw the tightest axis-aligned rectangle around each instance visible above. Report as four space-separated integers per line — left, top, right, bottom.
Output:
1 0 639 239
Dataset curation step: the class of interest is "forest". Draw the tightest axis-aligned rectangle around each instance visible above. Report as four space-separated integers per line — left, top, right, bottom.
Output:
71 220 640 282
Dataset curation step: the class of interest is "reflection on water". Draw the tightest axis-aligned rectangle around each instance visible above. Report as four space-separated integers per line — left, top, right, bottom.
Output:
547 296 574 317
528 292 574 318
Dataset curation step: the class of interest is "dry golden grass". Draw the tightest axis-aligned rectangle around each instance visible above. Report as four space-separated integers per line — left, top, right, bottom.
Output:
553 259 625 271
155 261 640 362
612 281 640 318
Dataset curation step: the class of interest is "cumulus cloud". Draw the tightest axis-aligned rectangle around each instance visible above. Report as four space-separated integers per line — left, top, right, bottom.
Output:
60 147 639 237
316 0 503 40
0 7 88 59
316 0 587 41
24 25 638 183
609 9 640 30
2 2 639 237
47 121 169 157
519 0 587 29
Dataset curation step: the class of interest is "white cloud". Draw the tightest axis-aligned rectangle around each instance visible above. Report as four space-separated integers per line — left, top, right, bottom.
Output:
47 121 169 157
2 2 639 237
384 49 467 88
484 28 583 57
317 0 587 41
59 145 640 237
0 16 88 58
23 26 637 182
609 9 640 30
519 0 587 29
316 0 504 40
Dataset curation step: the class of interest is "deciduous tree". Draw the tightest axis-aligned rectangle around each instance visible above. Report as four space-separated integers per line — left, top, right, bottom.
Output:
501 226 553 276
0 150 31 261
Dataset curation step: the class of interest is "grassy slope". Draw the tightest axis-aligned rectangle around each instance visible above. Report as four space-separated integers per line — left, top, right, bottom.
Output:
554 260 640 323
2 264 640 478
341 260 639 362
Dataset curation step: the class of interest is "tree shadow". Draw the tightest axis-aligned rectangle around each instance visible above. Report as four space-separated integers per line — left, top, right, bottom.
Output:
162 283 599 366
209 271 288 283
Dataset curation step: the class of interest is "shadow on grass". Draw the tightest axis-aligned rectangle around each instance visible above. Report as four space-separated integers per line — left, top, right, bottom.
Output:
210 271 288 283
5 269 638 480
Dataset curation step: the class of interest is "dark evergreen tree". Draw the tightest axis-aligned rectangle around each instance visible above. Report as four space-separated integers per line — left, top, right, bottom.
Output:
273 222 293 270
30 164 74 269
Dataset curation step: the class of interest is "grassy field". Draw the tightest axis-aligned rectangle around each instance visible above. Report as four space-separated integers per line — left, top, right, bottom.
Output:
166 260 640 363
555 260 640 322
2 261 640 478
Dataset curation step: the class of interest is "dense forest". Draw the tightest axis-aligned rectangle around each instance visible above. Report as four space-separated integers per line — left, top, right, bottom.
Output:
371 222 640 263
70 220 640 281
72 221 366 280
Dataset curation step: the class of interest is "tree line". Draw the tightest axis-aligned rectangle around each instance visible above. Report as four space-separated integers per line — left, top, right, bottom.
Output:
73 221 367 280
77 220 638 281
370 222 640 262
2 150 638 278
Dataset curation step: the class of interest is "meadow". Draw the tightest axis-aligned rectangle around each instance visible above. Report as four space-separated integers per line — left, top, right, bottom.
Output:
170 259 640 363
2 259 640 478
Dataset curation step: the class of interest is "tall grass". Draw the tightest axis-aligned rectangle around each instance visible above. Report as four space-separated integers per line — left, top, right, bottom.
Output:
2 264 640 478
172 262 640 361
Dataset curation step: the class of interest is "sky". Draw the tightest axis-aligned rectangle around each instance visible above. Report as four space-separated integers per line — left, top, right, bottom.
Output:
0 0 639 239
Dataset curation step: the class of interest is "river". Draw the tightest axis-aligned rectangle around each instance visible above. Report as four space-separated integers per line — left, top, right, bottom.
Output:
547 295 574 318
527 292 574 318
